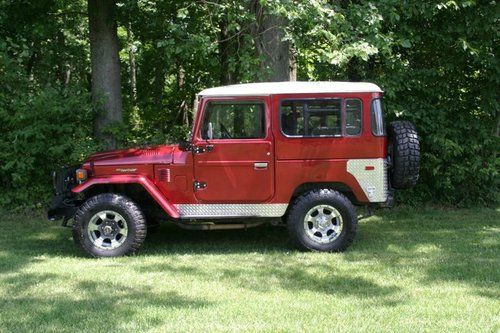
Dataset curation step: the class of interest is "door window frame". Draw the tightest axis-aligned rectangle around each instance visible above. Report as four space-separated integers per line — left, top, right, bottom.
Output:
194 97 270 142
279 97 363 138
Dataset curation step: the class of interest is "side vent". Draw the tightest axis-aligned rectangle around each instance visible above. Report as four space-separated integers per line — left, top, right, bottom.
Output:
142 148 159 156
158 168 171 182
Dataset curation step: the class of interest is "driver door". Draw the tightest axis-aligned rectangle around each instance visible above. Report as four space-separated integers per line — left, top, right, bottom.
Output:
192 98 274 203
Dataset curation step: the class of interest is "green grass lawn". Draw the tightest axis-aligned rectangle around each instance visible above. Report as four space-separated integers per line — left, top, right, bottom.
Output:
0 207 498 332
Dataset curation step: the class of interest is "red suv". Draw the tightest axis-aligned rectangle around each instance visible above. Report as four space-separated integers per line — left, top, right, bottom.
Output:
48 82 420 257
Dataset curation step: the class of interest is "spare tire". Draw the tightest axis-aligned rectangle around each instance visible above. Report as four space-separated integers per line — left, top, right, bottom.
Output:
387 121 420 189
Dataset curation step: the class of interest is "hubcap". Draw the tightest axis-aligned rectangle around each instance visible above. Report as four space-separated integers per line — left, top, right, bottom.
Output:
87 210 128 250
303 204 343 244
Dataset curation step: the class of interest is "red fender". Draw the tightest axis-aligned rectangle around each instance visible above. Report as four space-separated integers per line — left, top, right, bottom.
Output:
72 175 180 219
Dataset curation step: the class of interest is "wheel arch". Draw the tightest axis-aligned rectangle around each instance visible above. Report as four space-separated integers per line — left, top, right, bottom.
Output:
290 182 361 206
72 175 180 218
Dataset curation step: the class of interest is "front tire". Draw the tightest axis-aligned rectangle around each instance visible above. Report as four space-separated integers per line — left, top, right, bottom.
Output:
73 193 147 257
287 189 357 252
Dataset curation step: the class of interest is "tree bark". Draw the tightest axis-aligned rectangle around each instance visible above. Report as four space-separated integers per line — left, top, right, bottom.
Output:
177 65 190 126
126 22 137 103
250 1 295 82
88 0 123 149
219 15 237 85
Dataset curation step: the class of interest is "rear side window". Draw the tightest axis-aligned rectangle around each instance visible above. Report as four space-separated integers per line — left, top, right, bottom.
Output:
371 99 386 136
201 101 265 140
281 99 342 137
345 99 362 135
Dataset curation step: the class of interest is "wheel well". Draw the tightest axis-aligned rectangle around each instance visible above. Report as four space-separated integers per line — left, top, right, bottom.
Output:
82 184 168 223
290 182 360 206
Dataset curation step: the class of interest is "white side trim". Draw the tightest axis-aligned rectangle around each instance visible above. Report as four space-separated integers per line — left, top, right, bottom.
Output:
347 158 388 202
174 204 288 218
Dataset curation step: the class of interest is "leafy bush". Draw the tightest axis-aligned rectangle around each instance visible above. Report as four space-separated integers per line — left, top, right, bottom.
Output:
0 0 497 208
0 46 97 207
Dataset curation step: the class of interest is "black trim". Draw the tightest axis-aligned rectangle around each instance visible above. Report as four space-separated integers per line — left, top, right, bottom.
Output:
279 98 363 138
47 193 79 224
47 166 81 224
200 100 267 140
370 98 386 137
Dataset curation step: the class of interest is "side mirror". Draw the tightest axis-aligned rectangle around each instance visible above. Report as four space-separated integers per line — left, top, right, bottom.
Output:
178 141 192 151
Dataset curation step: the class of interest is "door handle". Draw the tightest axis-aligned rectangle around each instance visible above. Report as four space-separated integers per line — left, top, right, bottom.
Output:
193 145 214 154
254 162 268 170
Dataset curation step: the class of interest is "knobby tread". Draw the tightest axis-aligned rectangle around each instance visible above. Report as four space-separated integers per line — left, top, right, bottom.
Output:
387 121 420 189
73 193 147 257
287 189 357 252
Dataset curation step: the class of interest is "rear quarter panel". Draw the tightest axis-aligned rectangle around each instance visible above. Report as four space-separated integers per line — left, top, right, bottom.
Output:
271 92 386 204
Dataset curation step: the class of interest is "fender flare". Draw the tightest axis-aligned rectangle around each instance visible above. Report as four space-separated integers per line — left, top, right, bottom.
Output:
72 175 180 219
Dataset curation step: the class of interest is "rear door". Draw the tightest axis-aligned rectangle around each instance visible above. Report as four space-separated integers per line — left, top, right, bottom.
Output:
192 98 274 203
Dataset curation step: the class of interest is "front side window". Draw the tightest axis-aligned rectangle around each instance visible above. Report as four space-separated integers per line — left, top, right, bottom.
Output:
281 99 342 137
371 98 386 136
201 101 265 140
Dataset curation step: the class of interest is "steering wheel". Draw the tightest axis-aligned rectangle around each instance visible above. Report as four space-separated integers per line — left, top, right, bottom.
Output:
220 124 232 139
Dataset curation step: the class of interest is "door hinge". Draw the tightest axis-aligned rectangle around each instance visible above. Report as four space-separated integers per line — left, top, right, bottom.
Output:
193 181 207 191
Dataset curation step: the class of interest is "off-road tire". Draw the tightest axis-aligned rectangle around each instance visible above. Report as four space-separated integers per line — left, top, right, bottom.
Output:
73 193 147 257
287 189 357 252
387 121 420 189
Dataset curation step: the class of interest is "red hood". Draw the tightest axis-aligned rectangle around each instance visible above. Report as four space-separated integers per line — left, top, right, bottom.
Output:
83 145 177 166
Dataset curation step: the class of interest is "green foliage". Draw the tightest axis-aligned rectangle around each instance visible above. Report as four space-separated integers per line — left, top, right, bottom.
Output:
0 0 497 207
0 40 97 207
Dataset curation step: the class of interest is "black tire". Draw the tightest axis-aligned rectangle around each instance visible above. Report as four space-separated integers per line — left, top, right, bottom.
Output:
387 121 420 189
287 189 357 252
73 193 147 258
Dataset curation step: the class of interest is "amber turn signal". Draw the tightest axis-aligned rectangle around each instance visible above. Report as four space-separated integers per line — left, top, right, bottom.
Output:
75 169 88 182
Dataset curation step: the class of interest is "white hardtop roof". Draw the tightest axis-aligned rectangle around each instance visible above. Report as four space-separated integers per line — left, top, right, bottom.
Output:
198 81 382 97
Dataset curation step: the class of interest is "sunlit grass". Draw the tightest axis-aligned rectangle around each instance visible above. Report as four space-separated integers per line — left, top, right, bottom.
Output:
0 207 498 332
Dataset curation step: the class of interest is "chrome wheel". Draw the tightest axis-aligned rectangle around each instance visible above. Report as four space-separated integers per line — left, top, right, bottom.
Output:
87 210 128 250
303 204 343 244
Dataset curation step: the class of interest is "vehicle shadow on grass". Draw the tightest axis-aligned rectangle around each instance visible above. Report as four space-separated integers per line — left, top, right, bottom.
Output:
0 213 213 332
0 273 211 332
1 208 498 305
0 214 402 308
140 224 402 304
140 207 500 300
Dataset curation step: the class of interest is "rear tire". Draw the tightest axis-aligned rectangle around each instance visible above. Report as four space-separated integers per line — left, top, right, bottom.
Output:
73 193 147 258
287 189 357 252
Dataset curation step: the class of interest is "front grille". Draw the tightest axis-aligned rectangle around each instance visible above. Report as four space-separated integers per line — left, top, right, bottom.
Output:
52 166 78 195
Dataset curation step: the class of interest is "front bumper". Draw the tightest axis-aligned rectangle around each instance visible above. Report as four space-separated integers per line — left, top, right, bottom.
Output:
47 166 81 224
47 193 79 222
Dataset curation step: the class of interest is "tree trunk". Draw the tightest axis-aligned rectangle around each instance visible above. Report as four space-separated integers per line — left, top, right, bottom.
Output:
126 22 137 103
88 0 123 149
176 65 190 126
250 1 295 82
219 16 236 85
